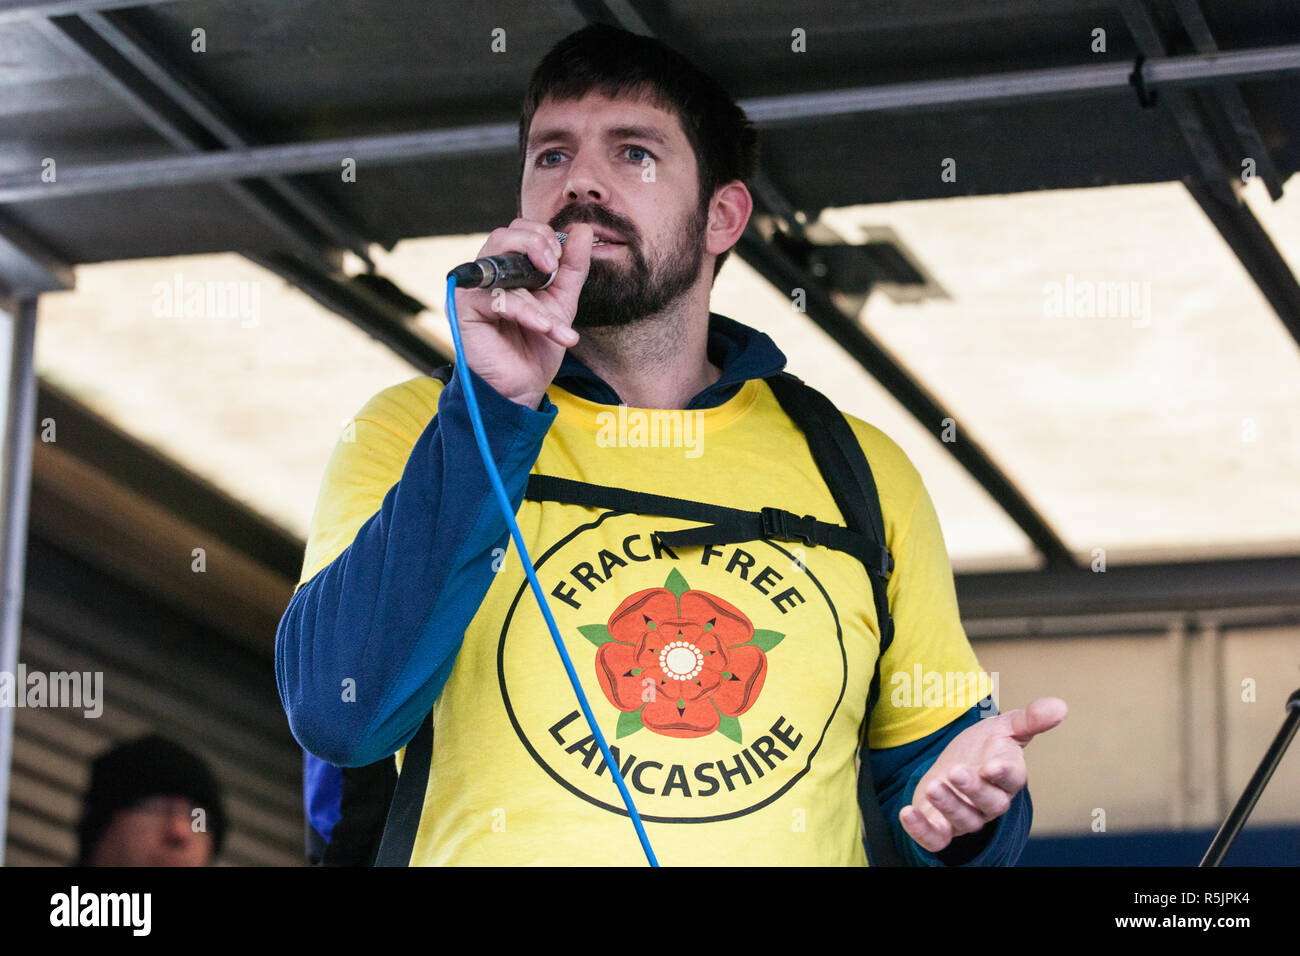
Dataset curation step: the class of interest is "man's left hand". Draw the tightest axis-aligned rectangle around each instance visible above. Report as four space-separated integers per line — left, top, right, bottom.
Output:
899 696 1067 853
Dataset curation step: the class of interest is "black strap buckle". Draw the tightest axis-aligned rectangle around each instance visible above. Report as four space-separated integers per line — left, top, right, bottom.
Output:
760 507 818 545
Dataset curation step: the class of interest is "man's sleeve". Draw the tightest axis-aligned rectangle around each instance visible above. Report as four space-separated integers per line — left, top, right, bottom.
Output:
863 458 1029 864
275 363 557 767
870 699 1032 866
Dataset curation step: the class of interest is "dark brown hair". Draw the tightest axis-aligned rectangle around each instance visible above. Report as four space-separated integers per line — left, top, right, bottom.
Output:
518 24 758 279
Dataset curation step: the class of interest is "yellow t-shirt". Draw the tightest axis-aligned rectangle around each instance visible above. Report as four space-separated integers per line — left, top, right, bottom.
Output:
298 372 986 865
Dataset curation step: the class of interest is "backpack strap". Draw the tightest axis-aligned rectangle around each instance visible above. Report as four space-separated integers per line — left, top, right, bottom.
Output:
373 712 434 867
763 372 904 867
523 476 890 579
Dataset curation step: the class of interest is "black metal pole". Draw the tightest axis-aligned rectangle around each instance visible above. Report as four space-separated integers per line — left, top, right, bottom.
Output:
1200 688 1300 866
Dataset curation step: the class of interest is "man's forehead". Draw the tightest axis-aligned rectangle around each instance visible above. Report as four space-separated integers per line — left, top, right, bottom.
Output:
528 92 685 146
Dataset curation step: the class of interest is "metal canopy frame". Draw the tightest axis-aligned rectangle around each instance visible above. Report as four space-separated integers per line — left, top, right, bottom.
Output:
2 0 1299 861
0 4 1294 561
4 43 1298 203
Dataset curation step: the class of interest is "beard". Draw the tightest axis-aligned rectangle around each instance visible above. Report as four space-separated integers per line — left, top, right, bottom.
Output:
552 201 708 331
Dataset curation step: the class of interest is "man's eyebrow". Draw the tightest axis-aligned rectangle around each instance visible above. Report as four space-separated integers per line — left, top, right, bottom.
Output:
527 124 672 152
606 125 670 148
526 127 573 152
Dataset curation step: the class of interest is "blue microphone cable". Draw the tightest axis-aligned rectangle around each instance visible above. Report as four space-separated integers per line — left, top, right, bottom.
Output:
444 274 660 867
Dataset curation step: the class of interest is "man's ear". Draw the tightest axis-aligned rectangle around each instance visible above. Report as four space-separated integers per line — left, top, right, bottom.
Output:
705 181 753 258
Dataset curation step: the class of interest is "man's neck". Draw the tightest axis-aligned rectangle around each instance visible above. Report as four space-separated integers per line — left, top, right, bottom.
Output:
567 293 721 409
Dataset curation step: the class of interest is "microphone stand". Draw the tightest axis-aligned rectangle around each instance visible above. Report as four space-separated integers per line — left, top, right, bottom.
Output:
1199 687 1300 866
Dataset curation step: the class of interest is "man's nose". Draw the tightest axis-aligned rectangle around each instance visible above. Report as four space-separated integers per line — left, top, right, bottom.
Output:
564 154 606 203
164 809 195 843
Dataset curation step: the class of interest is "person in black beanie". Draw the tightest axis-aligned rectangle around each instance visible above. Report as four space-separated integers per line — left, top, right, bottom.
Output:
77 734 227 867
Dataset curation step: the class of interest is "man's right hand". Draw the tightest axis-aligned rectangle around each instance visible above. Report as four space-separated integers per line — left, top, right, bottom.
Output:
452 219 594 410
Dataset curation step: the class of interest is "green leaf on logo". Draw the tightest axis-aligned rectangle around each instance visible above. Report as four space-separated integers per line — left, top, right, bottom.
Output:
663 567 690 602
616 707 644 738
747 629 785 652
716 714 742 744
578 624 617 646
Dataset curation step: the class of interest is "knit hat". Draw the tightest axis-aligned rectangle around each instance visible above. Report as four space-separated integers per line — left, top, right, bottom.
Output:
77 735 227 865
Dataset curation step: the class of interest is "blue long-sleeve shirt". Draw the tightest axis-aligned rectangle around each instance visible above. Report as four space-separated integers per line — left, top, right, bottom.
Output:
278 312 1030 865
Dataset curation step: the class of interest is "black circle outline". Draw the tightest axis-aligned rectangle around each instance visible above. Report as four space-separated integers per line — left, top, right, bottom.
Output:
496 509 849 823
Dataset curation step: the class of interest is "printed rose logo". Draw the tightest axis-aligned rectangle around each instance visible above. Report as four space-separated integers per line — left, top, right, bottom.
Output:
584 568 785 741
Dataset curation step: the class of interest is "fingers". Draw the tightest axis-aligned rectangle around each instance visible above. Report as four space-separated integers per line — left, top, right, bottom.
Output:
923 773 985 834
1005 696 1068 747
547 222 593 303
509 218 565 262
496 289 579 347
979 758 1026 794
899 802 951 853
902 759 1022 853
480 220 563 274
456 283 575 348
948 763 1014 819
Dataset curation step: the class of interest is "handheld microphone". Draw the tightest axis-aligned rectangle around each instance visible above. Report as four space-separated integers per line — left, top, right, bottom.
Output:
447 231 569 291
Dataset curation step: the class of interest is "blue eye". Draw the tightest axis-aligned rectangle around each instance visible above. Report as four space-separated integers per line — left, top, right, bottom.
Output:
626 145 651 163
537 150 564 167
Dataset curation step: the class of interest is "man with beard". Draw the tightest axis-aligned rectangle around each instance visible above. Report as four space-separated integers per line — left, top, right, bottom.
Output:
278 24 1064 867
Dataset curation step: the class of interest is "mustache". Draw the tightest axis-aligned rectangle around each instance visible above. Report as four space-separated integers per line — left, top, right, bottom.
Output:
550 205 638 245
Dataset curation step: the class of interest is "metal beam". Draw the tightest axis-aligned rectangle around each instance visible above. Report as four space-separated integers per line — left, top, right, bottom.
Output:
955 554 1300 622
29 15 341 276
741 44 1300 123
1169 0 1285 200
0 210 74 297
1186 180 1300 348
962 606 1300 641
1118 0 1238 204
33 11 442 398
0 123 518 203
0 0 182 23
0 296 39 866
76 9 376 264
36 378 305 577
30 437 296 656
1118 1 1300 352
5 43 1300 204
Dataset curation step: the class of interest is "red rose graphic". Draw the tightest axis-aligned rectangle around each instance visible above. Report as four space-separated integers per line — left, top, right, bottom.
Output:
594 585 768 739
